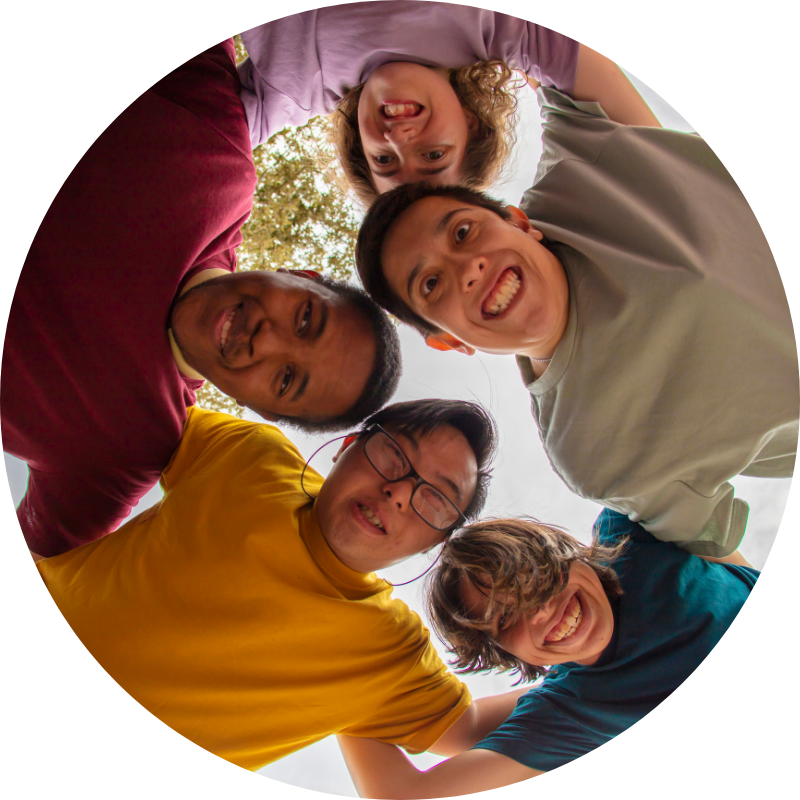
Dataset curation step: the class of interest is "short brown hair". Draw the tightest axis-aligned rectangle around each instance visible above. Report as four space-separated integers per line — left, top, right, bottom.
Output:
426 518 626 683
355 182 512 336
330 61 522 208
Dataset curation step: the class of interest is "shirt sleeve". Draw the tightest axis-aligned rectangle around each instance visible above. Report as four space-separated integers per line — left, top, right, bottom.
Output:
149 38 252 162
609 480 749 558
238 3 579 148
17 467 141 558
340 638 472 754
473 689 628 772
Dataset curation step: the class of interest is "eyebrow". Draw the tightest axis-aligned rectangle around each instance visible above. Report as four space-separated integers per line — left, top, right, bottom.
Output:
291 371 309 403
372 163 453 179
398 432 463 503
313 301 329 341
405 208 472 301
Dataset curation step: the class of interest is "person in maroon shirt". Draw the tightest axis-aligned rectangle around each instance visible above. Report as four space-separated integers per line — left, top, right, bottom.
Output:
1 39 401 559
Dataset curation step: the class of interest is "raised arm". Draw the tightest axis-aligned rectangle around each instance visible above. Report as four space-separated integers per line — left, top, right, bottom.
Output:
571 44 661 127
238 4 582 148
338 736 541 799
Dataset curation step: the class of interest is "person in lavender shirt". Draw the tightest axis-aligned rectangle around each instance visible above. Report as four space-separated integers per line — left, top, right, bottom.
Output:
238 2 652 206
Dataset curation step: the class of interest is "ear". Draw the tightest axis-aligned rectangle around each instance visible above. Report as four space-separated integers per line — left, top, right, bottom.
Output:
425 333 476 356
277 268 323 281
332 434 359 464
463 107 480 138
505 206 544 240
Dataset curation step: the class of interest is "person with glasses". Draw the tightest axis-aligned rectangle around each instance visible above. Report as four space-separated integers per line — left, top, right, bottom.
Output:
37 399 528 772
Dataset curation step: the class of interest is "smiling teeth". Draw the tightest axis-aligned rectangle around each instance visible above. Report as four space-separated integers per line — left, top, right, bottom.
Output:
545 595 582 643
359 504 384 530
485 270 521 316
220 309 237 351
383 103 420 118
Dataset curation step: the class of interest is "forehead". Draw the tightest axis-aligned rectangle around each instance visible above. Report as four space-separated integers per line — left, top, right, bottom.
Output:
381 197 486 293
385 423 478 505
458 576 492 617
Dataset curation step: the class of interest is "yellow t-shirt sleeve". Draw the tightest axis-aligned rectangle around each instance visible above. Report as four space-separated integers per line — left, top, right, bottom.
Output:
340 640 472 754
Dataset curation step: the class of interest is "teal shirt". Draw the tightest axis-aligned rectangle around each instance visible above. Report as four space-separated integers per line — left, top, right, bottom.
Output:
473 509 758 771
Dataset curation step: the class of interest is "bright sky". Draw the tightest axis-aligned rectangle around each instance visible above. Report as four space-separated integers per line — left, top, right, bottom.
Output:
3 69 790 798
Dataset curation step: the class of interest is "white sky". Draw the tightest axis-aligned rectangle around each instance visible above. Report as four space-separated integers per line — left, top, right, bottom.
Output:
2 65 791 798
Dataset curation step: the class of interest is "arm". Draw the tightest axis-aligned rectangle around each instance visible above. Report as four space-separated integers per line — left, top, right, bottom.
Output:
427 688 528 756
338 736 541 799
571 44 661 127
698 550 753 568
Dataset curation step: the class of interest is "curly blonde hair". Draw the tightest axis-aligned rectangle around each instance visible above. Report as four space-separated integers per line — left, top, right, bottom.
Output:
426 517 627 683
330 60 522 207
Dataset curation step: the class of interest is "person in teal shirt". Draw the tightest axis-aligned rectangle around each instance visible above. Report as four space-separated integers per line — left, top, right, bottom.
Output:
337 509 757 795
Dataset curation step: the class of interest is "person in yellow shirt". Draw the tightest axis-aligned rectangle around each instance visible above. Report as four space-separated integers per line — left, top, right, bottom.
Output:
39 399 523 771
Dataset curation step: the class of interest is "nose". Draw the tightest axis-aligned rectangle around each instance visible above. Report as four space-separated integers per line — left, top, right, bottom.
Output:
248 316 294 360
384 124 417 146
458 254 487 294
382 477 415 511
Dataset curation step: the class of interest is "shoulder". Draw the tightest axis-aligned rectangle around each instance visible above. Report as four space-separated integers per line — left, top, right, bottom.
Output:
592 508 652 546
163 407 314 489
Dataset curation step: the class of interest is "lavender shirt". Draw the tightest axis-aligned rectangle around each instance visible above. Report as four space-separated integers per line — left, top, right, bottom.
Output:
239 1 579 147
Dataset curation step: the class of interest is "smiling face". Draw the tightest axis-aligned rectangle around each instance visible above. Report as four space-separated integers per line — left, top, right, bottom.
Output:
315 423 478 574
357 63 477 194
460 561 614 667
381 196 570 359
169 271 376 423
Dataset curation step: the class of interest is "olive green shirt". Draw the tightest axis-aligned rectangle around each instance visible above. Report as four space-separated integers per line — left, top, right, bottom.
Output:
517 87 797 556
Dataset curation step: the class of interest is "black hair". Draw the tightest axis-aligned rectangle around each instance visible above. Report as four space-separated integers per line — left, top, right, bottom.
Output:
355 183 512 337
270 276 402 433
361 398 498 522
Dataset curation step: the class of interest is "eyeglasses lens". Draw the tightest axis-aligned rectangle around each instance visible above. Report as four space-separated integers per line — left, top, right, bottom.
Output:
365 432 459 530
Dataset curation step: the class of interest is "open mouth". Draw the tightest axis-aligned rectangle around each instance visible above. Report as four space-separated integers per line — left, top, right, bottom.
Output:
357 503 386 533
381 102 423 119
482 268 522 318
545 593 583 644
219 307 239 355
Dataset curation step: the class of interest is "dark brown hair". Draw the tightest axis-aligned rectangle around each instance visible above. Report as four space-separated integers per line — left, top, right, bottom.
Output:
355 182 512 336
426 518 626 683
330 61 521 208
363 398 497 523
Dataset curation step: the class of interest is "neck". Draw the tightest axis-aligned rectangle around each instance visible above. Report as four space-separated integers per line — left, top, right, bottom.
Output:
521 254 570 379
168 267 230 380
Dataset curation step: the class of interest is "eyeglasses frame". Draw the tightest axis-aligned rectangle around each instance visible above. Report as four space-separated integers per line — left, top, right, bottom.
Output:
359 424 467 533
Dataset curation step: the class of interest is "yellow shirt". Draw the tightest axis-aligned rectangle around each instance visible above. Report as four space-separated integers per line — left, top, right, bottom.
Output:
39 407 470 770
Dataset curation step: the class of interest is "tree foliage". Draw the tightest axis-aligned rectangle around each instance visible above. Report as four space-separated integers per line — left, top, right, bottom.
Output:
195 36 361 417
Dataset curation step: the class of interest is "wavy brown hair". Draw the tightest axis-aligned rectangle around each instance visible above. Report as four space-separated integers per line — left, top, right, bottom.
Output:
330 60 522 207
426 518 627 683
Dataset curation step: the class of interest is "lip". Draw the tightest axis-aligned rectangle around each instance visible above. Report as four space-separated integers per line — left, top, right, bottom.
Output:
214 306 237 355
543 588 590 648
480 266 524 321
351 501 388 537
378 103 425 127
380 101 424 120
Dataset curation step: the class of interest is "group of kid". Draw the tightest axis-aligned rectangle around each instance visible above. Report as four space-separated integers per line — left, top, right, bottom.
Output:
4 3 795 796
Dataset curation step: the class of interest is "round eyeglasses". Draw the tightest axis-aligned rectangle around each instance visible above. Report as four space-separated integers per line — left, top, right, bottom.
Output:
360 425 466 532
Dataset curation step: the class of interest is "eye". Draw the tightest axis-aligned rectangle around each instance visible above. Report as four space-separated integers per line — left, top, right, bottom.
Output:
374 154 393 166
279 366 293 397
455 222 470 243
421 275 438 298
299 302 312 334
424 150 446 161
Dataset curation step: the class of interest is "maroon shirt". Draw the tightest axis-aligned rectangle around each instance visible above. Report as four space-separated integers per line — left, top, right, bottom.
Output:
1 40 256 556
